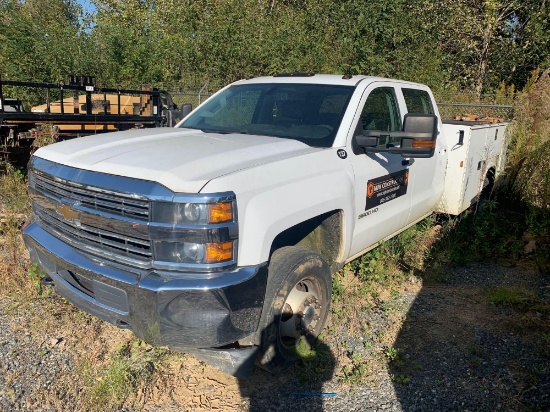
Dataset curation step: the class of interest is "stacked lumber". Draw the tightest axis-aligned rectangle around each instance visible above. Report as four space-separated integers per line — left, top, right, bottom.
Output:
453 113 505 123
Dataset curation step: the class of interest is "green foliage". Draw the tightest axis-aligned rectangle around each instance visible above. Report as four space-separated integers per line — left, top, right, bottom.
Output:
507 70 550 212
485 286 539 307
2 0 547 92
0 163 32 278
0 162 30 214
27 263 45 295
331 273 345 304
392 373 411 385
432 207 524 265
348 246 393 284
0 0 92 105
339 358 368 384
82 339 169 411
346 217 436 287
384 346 400 362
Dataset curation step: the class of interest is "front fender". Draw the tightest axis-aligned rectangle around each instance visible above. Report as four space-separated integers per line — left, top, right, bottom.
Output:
201 148 355 266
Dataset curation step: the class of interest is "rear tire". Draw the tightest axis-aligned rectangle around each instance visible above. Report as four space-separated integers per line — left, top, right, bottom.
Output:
256 247 332 372
476 170 495 212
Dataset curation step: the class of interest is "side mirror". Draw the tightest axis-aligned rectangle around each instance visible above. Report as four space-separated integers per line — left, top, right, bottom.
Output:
181 103 193 118
398 113 438 158
355 113 438 158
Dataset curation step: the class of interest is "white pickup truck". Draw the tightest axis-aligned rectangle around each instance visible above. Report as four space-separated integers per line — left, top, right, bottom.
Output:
22 74 507 376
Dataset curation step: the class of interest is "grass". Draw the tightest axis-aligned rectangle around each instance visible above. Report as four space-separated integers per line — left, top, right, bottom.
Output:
0 161 34 296
295 335 336 383
339 357 369 384
79 339 170 411
0 164 177 409
485 286 539 307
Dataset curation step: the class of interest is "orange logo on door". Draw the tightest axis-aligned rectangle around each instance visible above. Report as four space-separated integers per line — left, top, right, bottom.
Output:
367 182 374 198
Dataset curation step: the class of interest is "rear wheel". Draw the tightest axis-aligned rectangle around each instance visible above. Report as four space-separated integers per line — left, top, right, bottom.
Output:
476 170 495 212
256 247 332 372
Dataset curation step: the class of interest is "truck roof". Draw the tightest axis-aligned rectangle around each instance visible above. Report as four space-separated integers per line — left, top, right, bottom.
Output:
234 74 428 88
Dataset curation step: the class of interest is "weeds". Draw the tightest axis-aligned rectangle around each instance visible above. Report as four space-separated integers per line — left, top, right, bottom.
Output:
504 69 550 271
27 262 46 296
80 339 170 411
334 216 439 335
32 124 58 150
391 373 411 384
0 161 33 296
506 69 550 210
431 205 525 265
340 358 368 384
485 286 539 307
384 347 400 362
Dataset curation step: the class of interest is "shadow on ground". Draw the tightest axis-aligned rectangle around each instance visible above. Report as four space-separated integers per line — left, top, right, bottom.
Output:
237 333 337 412
389 262 550 411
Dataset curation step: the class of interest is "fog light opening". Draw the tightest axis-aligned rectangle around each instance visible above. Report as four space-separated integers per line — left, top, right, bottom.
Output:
41 276 54 286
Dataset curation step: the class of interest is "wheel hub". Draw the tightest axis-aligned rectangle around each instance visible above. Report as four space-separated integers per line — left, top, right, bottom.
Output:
279 279 323 348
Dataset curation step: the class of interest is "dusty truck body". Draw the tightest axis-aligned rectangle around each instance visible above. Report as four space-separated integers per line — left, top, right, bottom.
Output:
22 74 508 376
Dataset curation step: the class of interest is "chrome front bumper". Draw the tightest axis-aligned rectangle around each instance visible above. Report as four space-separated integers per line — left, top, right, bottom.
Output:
23 222 268 349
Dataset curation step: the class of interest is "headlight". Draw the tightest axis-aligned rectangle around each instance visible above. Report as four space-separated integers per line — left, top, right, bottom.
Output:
152 201 233 225
151 194 237 270
153 240 234 264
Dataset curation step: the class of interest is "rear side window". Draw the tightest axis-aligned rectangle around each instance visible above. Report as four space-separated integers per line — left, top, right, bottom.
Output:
402 88 434 115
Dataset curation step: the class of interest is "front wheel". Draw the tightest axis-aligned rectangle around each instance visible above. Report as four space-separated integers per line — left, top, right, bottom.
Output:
256 247 332 371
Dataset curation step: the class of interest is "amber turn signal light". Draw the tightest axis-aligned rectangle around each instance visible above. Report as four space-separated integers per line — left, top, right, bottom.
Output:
205 241 234 263
208 202 233 223
412 140 436 148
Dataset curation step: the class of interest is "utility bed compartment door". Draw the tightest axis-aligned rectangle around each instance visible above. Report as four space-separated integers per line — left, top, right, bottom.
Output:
437 122 507 215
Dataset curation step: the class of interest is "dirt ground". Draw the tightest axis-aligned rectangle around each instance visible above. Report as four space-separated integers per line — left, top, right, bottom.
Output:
1 261 548 411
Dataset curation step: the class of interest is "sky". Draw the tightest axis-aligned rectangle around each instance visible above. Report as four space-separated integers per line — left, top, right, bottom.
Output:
77 0 96 14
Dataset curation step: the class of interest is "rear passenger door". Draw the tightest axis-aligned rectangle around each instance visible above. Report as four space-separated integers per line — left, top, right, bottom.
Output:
399 87 446 223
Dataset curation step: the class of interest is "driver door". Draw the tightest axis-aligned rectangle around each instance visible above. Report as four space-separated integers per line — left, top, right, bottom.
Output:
348 84 412 257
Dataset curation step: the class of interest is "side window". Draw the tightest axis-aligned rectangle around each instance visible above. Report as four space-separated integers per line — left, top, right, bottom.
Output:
402 88 434 115
360 87 401 132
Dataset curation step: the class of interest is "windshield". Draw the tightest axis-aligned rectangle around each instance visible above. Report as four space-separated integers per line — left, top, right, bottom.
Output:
179 83 355 147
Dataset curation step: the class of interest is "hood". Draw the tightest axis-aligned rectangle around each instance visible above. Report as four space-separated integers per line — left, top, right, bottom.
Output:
34 127 320 193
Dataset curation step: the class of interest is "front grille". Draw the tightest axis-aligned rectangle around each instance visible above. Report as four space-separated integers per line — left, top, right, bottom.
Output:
37 207 152 260
31 169 152 266
33 171 150 220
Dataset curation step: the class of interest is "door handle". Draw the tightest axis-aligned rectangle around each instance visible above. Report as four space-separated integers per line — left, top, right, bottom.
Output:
402 159 415 166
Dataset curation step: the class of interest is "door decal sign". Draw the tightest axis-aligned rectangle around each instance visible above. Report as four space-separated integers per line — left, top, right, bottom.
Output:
366 170 408 210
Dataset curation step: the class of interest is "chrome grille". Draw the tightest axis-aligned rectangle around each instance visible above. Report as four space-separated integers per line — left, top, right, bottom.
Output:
31 169 152 266
37 207 151 259
33 171 150 220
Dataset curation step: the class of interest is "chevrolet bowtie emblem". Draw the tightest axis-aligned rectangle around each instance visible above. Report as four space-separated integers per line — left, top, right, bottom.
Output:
57 203 80 222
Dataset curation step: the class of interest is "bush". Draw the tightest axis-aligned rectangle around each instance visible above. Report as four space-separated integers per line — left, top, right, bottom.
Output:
506 69 550 214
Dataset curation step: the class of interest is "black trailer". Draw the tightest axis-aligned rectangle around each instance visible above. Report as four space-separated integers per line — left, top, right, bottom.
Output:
0 76 187 168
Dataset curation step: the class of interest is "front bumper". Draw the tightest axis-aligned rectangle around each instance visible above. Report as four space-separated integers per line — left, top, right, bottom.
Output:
23 222 268 349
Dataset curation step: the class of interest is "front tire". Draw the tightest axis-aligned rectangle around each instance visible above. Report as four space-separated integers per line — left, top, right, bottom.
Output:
256 247 332 371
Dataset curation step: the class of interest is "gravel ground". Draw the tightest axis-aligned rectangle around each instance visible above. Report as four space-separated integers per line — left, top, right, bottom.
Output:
0 262 548 411
0 301 75 411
